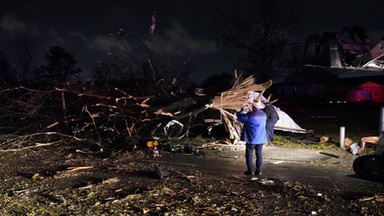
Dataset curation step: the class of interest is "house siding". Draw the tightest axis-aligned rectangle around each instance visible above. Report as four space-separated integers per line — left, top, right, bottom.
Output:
359 81 384 103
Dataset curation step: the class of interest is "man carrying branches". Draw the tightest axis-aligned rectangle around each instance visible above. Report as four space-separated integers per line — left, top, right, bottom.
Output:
237 97 268 176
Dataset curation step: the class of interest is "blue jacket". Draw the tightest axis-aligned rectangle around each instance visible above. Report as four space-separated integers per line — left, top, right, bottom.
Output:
237 109 268 145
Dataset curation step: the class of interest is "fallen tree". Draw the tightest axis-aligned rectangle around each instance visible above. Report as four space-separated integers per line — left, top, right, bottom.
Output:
0 76 272 152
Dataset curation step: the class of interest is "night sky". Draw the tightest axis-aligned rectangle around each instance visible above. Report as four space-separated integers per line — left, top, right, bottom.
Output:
1 0 384 84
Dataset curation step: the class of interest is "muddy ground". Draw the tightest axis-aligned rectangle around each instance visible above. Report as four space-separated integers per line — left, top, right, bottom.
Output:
0 102 384 215
0 142 383 216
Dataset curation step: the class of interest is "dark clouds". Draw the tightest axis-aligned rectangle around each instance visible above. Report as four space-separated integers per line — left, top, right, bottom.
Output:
0 0 225 83
300 0 384 40
1 0 384 84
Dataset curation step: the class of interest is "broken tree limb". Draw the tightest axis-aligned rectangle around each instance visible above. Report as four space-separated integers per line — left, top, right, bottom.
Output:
0 140 63 152
214 108 241 141
211 76 272 111
67 166 94 172
319 152 340 158
0 132 86 152
359 196 384 202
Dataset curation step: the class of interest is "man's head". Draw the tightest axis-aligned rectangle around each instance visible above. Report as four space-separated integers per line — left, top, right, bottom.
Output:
252 100 265 110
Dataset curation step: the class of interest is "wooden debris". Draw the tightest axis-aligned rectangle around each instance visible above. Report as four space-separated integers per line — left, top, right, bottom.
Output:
154 164 169 179
67 166 94 172
319 136 329 144
0 75 273 152
359 196 384 202
319 152 340 158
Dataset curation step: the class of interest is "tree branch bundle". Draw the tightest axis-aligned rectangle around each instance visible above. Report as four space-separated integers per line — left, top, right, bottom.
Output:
210 76 272 111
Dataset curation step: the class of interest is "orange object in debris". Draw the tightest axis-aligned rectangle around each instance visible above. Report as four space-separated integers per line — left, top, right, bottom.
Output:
146 140 159 148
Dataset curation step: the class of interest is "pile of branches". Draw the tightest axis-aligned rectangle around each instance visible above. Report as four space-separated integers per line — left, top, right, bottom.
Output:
0 83 155 152
0 76 272 153
151 76 272 143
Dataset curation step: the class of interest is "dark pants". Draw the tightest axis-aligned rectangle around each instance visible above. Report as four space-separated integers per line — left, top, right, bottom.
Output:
245 143 264 173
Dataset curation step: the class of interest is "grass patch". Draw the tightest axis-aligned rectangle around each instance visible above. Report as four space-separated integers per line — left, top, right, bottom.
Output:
269 135 343 151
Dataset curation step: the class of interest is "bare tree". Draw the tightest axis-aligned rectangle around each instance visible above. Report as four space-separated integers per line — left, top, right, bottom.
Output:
1 35 40 85
92 29 196 98
0 51 15 85
216 0 303 83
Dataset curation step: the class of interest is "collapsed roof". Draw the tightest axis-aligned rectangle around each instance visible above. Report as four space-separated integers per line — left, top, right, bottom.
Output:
304 25 384 78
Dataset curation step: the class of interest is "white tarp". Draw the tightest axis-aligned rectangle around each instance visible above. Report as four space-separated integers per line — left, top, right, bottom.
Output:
248 91 310 134
274 106 310 134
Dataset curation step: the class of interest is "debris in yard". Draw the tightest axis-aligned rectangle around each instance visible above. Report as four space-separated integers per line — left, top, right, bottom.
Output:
67 166 94 172
0 75 310 155
182 175 198 182
219 155 240 159
76 148 105 155
32 173 43 181
319 136 329 143
154 164 169 179
146 140 161 158
250 177 276 186
319 152 340 158
152 147 160 158
349 143 360 155
344 137 353 149
359 196 384 202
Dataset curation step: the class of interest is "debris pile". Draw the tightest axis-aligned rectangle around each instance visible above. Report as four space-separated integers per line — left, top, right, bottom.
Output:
0 76 272 152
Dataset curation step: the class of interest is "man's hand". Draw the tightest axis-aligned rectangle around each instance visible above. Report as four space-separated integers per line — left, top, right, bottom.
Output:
241 103 252 113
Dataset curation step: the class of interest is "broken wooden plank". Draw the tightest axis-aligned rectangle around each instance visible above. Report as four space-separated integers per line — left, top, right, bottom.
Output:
319 152 340 158
67 166 94 172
